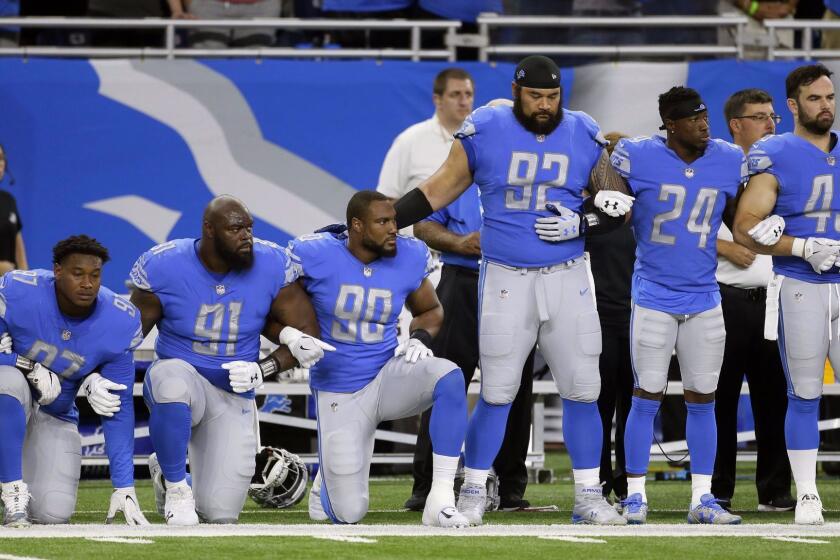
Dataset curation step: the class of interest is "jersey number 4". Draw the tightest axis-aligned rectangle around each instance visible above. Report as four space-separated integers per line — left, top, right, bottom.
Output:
805 175 839 233
651 184 720 248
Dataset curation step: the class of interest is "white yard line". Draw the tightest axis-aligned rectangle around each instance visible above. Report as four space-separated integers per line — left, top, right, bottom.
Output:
0 523 838 539
84 538 154 544
539 536 606 544
0 554 49 560
313 536 378 543
763 537 830 544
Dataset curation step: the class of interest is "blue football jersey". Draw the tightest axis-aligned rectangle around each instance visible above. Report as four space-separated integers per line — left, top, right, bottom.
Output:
0 269 143 488
288 233 433 393
748 132 840 283
130 238 294 395
455 105 606 268
612 136 746 314
423 183 482 270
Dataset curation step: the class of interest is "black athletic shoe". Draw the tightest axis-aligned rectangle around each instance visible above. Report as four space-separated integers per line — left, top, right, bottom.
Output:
499 497 531 511
716 498 733 513
757 495 796 512
404 494 427 511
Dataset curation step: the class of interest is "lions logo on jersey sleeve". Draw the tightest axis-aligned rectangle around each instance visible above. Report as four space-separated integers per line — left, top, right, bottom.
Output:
129 240 181 292
747 135 784 176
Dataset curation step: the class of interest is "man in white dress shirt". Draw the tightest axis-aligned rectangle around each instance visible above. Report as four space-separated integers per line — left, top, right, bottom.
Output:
713 88 794 513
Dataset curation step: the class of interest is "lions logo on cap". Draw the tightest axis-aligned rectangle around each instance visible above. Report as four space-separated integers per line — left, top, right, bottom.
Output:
517 69 525 80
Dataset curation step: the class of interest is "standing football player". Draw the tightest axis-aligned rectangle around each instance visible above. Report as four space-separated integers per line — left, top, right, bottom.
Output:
734 64 840 525
0 235 148 526
294 191 470 527
130 195 331 525
610 87 745 525
393 55 632 525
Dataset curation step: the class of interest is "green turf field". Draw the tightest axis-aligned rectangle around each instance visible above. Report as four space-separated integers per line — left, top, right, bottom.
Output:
1 452 838 559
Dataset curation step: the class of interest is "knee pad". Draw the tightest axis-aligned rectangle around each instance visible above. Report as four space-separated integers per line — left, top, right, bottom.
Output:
480 375 519 405
148 363 192 405
324 425 364 477
791 376 824 400
479 313 519 405
0 366 30 403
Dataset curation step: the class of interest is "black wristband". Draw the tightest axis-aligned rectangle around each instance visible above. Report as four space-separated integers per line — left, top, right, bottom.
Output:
409 329 434 348
258 355 280 379
582 197 625 236
395 188 434 229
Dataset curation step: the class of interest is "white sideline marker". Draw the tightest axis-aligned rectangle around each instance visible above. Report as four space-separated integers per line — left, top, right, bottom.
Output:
763 537 830 544
85 537 155 544
539 536 606 544
314 536 377 544
0 554 49 560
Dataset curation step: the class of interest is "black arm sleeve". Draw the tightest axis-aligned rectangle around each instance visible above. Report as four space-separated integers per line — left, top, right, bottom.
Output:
395 188 434 229
581 197 627 236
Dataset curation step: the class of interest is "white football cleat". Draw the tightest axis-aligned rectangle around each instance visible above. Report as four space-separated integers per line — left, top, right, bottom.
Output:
308 470 328 522
794 494 824 525
164 482 199 526
147 453 166 516
1 481 30 527
422 487 469 528
456 483 486 526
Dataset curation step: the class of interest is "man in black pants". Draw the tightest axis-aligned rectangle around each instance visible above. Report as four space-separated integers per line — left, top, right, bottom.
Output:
713 89 793 512
585 132 636 504
407 176 534 512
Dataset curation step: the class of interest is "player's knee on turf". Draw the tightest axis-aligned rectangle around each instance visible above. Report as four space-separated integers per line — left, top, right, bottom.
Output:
331 496 369 524
0 365 30 403
29 495 75 524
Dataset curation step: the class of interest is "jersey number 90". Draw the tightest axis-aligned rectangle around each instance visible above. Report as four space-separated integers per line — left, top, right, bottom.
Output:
332 285 392 343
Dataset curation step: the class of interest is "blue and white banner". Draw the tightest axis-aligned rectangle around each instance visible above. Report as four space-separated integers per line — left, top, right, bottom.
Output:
0 58 835 288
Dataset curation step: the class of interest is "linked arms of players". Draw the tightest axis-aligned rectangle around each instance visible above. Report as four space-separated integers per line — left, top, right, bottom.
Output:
413 221 481 258
734 173 839 273
394 279 443 363
0 333 61 405
394 140 474 229
225 282 334 392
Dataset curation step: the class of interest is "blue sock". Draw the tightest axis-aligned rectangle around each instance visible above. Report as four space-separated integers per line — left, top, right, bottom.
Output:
785 395 820 450
464 397 512 470
149 402 191 483
0 395 25 483
625 396 660 475
561 399 602 469
685 401 716 475
429 370 467 457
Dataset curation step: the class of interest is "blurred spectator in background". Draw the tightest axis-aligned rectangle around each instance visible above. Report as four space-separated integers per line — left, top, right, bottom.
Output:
822 0 840 49
731 0 798 21
713 88 793 512
19 0 86 47
0 0 20 47
88 0 169 47
168 0 287 48
0 144 28 274
321 0 413 49
586 131 636 505
569 1 644 65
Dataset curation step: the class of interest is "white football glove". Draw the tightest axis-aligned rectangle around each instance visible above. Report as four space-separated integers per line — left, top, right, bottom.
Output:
797 237 840 273
748 214 786 246
106 487 149 525
222 360 264 393
279 326 336 369
394 338 434 363
26 363 61 406
534 204 583 242
0 333 12 354
80 373 126 417
594 190 634 217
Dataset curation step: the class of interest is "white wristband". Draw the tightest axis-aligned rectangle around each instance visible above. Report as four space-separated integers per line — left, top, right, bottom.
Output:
791 237 806 258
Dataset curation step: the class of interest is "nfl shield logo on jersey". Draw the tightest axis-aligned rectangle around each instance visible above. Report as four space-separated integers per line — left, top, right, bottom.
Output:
828 156 836 166
215 284 225 295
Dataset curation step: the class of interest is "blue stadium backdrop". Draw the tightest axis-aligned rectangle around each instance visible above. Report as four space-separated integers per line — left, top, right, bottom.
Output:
0 58 836 290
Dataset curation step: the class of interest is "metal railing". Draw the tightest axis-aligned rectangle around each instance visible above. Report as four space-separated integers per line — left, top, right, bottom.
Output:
764 18 840 61
475 14 750 62
0 17 461 61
